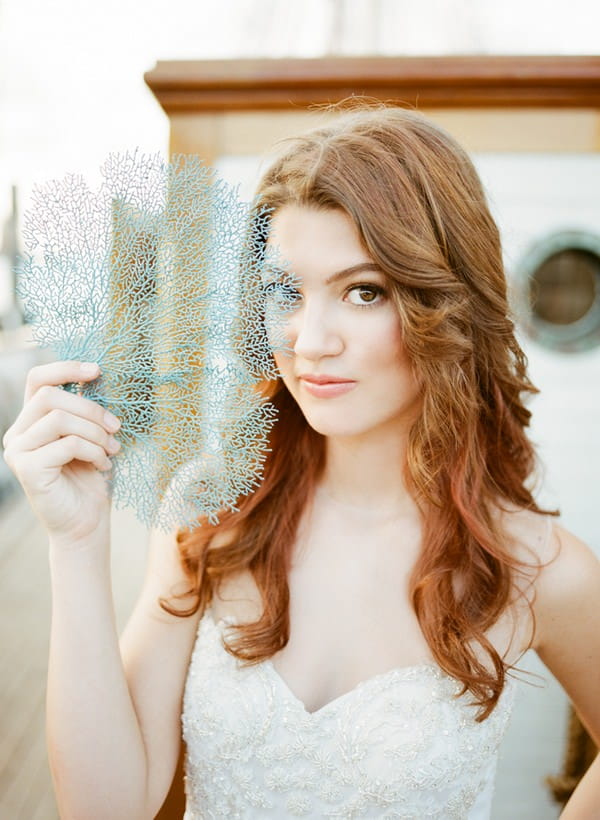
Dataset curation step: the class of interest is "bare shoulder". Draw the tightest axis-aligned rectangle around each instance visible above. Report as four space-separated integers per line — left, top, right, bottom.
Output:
205 526 262 622
138 519 240 614
514 514 600 745
529 519 600 651
129 525 197 622
497 506 599 624
497 505 556 566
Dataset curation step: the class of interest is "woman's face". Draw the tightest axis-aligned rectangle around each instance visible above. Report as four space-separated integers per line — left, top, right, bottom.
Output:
265 205 422 439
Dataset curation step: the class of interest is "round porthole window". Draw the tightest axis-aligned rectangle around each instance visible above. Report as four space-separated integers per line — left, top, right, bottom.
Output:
516 230 600 352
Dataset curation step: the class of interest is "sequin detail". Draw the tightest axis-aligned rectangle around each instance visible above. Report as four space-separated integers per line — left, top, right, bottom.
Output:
182 610 516 819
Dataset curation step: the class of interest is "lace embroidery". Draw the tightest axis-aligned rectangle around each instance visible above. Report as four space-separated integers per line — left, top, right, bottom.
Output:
182 611 516 819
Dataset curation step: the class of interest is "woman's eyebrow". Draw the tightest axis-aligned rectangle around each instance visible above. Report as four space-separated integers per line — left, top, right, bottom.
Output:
262 261 383 284
324 263 383 285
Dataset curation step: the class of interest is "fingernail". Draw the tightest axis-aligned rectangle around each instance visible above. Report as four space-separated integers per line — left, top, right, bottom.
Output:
104 412 120 432
107 436 121 454
81 362 99 376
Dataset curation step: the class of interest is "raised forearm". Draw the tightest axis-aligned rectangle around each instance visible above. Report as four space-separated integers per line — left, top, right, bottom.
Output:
560 752 600 819
47 527 149 820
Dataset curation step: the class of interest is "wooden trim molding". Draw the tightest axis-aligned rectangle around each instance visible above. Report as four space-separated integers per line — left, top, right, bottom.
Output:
145 56 600 113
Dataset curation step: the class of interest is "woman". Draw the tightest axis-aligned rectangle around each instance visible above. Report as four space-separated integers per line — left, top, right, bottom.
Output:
4 105 600 818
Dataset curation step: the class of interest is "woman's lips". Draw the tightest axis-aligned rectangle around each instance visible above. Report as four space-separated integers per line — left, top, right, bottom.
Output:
299 377 357 398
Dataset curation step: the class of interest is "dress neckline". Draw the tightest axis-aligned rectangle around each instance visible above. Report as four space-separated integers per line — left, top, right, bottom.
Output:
204 605 461 718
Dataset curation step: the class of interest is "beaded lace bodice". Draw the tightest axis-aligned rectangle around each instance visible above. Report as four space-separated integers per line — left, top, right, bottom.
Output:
182 608 516 819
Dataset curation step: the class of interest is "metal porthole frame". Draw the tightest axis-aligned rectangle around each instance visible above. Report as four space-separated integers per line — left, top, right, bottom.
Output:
514 229 600 353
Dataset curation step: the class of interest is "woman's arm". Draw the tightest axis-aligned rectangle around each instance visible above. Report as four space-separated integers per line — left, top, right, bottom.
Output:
47 522 149 819
3 361 201 819
531 522 600 818
47 522 202 820
119 526 202 817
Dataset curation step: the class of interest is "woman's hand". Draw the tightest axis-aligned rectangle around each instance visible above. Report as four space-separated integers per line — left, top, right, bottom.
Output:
2 360 121 544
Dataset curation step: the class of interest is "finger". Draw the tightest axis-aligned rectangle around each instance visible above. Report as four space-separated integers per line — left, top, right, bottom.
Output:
24 361 101 403
15 408 121 456
17 436 113 478
8 384 121 442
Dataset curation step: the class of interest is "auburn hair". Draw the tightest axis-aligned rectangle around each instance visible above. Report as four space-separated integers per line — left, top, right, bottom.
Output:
162 102 555 720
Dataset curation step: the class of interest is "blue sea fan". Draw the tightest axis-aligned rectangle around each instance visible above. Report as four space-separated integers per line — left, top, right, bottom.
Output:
18 152 300 531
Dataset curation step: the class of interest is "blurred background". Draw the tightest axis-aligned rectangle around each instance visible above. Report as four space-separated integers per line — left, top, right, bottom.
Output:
1 1 599 818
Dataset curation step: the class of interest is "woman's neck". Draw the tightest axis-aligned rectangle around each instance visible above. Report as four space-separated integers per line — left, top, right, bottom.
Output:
318 425 417 520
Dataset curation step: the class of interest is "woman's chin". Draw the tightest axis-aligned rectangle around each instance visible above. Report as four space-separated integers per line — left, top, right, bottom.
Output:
302 414 367 439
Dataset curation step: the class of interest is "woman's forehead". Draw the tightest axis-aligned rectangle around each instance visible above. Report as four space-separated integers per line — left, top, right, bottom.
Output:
267 203 353 238
265 205 375 280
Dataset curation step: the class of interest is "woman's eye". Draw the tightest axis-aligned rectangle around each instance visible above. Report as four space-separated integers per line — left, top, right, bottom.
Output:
346 285 385 306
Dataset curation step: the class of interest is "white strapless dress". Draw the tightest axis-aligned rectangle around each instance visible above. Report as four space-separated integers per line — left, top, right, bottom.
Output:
182 608 516 819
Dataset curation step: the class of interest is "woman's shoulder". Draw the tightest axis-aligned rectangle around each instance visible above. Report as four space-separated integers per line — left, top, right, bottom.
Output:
497 505 599 649
513 515 600 744
497 503 595 574
529 518 599 642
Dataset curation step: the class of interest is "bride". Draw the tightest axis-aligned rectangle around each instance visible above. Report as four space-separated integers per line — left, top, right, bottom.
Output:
4 104 599 818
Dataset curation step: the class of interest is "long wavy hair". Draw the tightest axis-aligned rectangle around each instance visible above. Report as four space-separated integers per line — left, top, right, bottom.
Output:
163 102 554 720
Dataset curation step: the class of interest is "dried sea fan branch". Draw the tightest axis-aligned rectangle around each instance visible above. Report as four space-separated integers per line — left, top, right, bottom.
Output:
18 152 299 531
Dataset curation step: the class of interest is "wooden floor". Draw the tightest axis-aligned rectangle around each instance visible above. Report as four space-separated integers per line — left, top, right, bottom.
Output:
0 490 150 819
0 491 58 819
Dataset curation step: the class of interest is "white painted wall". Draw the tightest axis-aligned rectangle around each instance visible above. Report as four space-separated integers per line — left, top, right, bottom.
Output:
474 154 600 555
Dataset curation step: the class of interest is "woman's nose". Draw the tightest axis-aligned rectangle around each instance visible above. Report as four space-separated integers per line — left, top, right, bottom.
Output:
289 301 343 360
